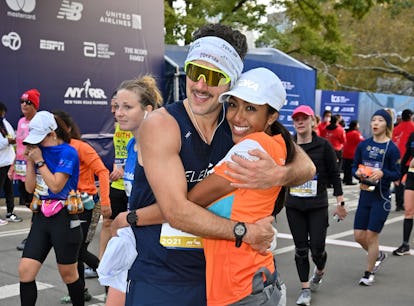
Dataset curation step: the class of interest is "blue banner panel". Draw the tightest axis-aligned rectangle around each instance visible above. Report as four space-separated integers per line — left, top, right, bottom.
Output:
320 90 360 128
0 0 164 166
243 60 316 134
0 0 164 134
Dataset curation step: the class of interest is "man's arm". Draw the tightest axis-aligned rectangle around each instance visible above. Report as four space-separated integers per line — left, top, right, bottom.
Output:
224 142 316 189
136 109 274 252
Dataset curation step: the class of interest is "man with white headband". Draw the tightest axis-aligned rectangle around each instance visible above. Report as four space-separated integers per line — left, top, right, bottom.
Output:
112 23 315 306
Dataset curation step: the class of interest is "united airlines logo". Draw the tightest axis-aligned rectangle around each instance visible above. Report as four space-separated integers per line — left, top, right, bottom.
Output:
57 0 83 21
2 32 21 51
40 39 65 52
6 0 36 19
64 79 108 106
99 10 142 30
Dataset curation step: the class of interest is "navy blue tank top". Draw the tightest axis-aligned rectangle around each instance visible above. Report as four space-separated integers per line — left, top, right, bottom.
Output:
128 101 233 285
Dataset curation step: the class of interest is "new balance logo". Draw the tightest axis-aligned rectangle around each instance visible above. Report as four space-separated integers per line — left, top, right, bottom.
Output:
57 0 83 21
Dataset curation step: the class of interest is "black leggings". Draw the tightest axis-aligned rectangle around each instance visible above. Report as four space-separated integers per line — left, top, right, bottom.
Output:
78 209 100 286
286 206 328 282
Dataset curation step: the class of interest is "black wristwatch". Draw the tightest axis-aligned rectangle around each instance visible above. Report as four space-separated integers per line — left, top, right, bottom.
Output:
126 209 138 227
233 222 247 248
35 160 46 168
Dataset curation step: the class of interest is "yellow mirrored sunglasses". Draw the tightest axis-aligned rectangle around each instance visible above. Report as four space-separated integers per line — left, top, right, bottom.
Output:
184 61 231 87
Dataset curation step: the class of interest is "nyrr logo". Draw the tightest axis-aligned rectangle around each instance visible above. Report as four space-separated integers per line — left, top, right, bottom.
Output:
6 0 36 19
6 0 35 12
57 0 83 21
2 32 21 51
40 39 65 52
64 79 107 100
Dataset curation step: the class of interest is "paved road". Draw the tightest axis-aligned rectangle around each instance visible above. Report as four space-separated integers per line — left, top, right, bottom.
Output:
0 183 413 306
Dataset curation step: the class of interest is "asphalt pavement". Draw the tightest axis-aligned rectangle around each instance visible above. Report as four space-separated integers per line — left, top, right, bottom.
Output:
0 182 413 306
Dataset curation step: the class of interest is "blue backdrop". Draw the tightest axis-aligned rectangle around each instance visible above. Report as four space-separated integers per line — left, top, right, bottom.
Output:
0 0 164 168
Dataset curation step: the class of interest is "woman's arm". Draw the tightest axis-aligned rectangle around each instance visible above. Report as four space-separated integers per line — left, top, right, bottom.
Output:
25 145 69 194
224 143 316 189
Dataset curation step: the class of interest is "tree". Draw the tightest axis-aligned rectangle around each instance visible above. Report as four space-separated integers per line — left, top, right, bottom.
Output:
165 0 414 95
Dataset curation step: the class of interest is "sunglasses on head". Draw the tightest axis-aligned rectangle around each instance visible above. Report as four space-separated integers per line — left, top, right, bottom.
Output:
184 62 231 87
20 100 33 106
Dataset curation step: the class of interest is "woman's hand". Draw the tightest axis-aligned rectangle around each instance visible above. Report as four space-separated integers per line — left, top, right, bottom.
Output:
25 145 43 163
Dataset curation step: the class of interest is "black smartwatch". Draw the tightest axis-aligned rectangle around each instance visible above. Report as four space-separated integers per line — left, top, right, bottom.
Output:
233 222 247 248
35 160 46 168
126 209 138 227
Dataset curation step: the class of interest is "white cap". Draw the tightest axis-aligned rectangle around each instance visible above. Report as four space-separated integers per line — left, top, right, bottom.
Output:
219 67 286 111
23 111 57 144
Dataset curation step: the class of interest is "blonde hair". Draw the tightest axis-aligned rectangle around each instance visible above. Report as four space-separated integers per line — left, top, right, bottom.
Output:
117 75 163 110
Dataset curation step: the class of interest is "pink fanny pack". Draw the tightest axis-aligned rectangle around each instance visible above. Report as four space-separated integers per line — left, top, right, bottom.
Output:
41 200 64 217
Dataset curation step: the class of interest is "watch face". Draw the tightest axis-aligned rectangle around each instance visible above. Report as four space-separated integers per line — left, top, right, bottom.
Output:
235 224 246 236
127 211 137 225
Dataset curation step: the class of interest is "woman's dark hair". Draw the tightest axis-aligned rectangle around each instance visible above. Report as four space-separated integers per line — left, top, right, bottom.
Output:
52 110 82 140
326 114 339 130
348 120 358 131
53 115 71 143
268 108 296 216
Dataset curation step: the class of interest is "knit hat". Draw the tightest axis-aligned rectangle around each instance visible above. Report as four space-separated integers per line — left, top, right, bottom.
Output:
21 89 40 110
372 109 392 128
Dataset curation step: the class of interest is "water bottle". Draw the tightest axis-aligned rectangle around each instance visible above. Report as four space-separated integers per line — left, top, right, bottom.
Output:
66 190 78 214
81 192 95 210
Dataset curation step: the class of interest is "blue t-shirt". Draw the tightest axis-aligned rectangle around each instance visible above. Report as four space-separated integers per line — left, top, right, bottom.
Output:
38 143 79 200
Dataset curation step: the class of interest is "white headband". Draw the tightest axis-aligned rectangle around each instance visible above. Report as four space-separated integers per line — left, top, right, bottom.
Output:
185 36 244 87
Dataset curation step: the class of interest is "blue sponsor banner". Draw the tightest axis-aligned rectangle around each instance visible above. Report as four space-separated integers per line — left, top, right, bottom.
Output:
244 52 316 134
0 0 164 167
320 90 359 128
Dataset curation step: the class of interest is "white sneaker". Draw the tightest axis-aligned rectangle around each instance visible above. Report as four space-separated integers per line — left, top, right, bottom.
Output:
0 219 8 226
84 267 98 278
309 267 324 291
296 288 311 306
359 271 375 286
6 213 22 222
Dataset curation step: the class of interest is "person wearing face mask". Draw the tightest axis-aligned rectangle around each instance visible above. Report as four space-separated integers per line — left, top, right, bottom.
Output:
317 110 331 138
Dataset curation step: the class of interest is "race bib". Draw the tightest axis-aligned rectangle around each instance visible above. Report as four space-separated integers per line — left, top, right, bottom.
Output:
160 223 203 250
35 174 49 196
15 160 27 176
290 176 317 197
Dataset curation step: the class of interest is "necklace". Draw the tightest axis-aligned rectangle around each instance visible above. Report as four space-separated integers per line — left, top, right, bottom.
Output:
187 102 208 143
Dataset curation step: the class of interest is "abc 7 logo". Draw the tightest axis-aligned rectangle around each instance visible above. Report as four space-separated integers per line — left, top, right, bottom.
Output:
2 32 21 51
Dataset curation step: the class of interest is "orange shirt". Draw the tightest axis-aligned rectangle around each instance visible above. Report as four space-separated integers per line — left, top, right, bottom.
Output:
70 139 110 207
203 132 286 306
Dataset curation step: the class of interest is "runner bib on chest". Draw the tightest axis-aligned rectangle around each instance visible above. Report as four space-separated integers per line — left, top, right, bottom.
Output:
290 175 318 197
